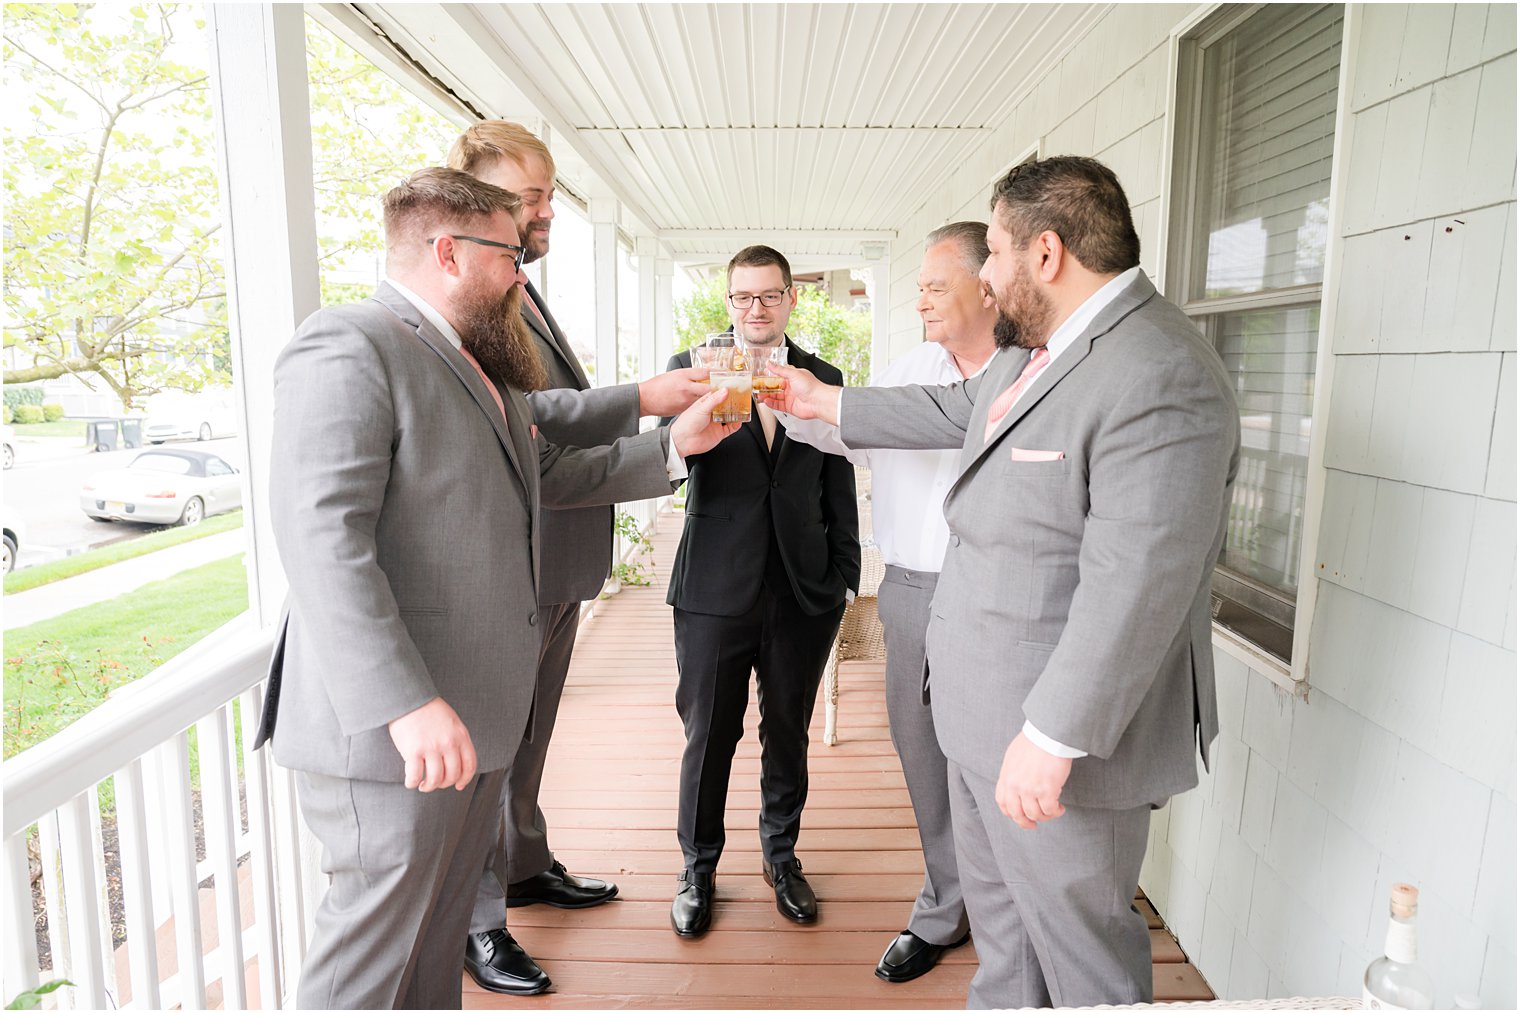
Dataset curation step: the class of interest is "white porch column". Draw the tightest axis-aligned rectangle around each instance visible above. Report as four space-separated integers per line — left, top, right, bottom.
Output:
636 238 659 382
205 9 323 1002
871 258 892 379
655 256 675 371
590 199 619 388
205 3 319 627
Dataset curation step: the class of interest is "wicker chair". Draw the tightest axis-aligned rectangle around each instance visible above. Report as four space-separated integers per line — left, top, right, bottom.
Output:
823 466 886 746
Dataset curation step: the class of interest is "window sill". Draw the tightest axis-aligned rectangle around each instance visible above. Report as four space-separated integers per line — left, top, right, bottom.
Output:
1211 622 1306 697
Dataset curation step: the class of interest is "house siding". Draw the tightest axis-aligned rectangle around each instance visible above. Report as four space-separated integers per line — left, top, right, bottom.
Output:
880 3 1516 1005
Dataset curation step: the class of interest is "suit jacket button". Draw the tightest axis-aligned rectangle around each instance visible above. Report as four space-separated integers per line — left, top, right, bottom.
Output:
950 534 961 547
771 480 779 488
528 612 538 626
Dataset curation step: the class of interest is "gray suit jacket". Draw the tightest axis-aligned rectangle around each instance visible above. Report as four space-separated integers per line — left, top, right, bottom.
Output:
256 283 675 780
521 278 639 605
840 272 1239 809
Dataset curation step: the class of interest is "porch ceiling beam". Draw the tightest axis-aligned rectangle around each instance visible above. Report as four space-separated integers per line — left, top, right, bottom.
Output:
659 229 897 241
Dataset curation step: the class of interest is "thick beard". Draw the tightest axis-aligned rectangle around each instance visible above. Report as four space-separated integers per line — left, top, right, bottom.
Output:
992 315 1021 350
992 259 1056 351
456 280 548 393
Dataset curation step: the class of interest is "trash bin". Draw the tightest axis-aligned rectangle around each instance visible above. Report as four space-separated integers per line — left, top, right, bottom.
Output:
87 419 119 453
119 417 143 449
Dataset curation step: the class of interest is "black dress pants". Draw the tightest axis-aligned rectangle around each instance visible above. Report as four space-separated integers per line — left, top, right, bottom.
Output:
673 586 845 874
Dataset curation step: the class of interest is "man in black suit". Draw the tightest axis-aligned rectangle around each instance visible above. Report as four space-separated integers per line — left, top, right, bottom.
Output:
663 245 861 938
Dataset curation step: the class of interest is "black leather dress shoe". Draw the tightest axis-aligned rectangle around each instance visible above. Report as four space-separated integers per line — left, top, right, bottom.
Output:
506 860 619 909
670 869 715 938
874 928 970 983
762 859 818 923
463 929 551 995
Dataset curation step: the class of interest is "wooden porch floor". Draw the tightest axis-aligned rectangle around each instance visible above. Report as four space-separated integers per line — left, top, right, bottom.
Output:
469 510 1213 1009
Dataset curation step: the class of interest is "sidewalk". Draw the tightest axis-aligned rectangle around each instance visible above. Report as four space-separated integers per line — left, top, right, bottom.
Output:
2 529 246 631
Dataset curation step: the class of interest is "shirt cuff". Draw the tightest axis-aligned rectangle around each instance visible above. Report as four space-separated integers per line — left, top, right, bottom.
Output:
1022 720 1087 759
665 436 688 482
845 588 856 605
834 388 846 428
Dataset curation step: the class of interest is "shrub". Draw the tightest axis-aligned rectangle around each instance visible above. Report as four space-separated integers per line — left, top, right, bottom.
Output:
3 387 44 412
41 403 65 422
12 405 44 424
2 406 11 424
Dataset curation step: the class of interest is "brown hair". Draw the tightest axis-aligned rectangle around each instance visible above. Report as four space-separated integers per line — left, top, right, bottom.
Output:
989 155 1140 274
447 119 556 179
726 245 793 290
382 167 521 260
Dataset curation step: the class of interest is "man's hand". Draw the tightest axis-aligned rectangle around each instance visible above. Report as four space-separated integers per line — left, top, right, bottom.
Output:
756 362 842 424
670 387 743 457
639 367 712 417
387 697 478 792
995 732 1072 829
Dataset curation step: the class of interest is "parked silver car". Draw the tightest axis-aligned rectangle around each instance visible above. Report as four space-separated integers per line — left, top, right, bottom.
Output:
80 448 242 527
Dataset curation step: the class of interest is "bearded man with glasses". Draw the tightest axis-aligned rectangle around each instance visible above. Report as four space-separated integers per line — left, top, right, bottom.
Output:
660 244 860 938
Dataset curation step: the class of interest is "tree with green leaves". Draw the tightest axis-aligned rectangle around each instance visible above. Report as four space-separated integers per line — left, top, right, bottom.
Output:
3 2 225 408
674 273 874 386
3 3 460 409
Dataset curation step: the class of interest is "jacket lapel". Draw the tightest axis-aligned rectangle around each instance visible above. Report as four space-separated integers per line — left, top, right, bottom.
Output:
373 283 529 492
959 272 1159 477
521 278 591 389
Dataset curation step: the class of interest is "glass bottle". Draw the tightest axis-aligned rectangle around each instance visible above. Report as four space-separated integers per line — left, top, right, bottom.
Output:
1362 883 1435 1010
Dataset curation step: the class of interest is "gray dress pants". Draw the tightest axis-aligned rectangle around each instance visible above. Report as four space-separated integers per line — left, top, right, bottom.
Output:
947 760 1153 1009
296 767 508 1010
878 565 968 945
472 599 581 930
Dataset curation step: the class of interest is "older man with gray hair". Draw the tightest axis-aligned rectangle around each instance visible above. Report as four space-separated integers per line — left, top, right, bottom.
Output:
777 221 1001 982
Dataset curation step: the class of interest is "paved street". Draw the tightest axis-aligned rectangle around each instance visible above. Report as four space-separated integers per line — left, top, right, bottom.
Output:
3 435 244 569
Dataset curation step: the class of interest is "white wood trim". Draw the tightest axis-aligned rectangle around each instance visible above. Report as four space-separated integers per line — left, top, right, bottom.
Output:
162 735 207 1010
591 199 620 389
114 760 162 1009
2 834 40 998
197 707 247 1010
205 3 321 627
1290 3 1362 686
58 795 106 1010
306 3 476 127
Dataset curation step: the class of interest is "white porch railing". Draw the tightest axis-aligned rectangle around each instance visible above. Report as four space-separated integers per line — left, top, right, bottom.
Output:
2 619 305 1011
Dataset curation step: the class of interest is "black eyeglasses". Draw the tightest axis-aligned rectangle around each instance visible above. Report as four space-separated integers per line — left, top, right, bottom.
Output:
727 287 790 309
428 235 526 271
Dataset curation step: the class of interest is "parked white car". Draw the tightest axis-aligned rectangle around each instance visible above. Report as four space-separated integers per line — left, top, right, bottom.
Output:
142 392 236 444
80 448 243 527
2 424 15 469
2 505 24 572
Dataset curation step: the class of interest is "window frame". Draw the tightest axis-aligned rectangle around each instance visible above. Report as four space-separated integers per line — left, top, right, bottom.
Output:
1160 2 1358 688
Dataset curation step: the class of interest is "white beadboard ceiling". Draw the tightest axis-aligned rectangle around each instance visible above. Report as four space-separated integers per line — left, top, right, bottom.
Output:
349 3 1105 268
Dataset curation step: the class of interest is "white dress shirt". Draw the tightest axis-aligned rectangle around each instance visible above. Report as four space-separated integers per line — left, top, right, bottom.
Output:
387 277 687 481
778 339 989 573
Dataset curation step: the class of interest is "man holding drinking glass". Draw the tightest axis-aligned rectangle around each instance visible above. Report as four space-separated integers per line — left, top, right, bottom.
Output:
661 245 860 938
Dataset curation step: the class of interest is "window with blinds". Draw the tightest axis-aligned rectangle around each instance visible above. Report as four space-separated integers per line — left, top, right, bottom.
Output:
1169 3 1343 665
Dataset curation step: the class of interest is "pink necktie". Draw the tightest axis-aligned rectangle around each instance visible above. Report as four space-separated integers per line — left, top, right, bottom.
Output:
983 346 1050 440
458 345 507 421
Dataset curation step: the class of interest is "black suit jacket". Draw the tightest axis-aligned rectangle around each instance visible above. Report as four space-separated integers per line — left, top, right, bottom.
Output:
665 337 860 618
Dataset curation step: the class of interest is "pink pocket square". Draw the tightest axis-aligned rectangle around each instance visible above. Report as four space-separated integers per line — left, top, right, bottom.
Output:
1009 447 1064 462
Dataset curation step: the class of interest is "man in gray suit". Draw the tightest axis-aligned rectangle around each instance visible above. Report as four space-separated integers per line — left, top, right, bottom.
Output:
447 120 712 994
765 156 1240 1008
255 167 738 1009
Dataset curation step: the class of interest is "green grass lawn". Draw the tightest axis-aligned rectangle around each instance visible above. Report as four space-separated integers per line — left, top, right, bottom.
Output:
4 510 244 594
8 420 87 438
3 554 250 763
